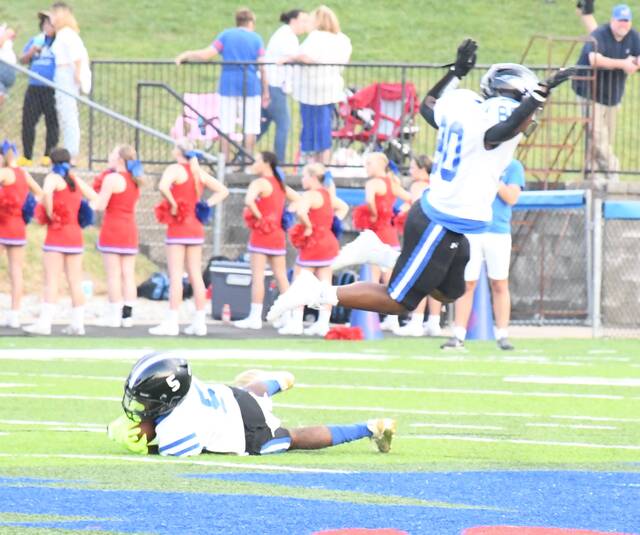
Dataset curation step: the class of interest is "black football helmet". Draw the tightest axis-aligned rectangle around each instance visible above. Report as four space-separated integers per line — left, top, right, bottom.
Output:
122 352 192 420
480 63 539 102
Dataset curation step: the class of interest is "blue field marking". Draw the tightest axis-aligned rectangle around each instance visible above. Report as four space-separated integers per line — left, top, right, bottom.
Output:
0 471 638 534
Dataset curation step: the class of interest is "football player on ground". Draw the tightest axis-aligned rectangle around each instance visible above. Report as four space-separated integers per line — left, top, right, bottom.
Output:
107 352 396 456
266 39 575 326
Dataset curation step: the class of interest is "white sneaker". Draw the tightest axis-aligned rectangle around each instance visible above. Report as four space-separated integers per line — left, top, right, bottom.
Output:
267 270 325 323
22 322 52 335
94 315 121 328
332 230 390 270
121 317 134 328
367 418 397 453
148 321 179 336
393 321 423 337
271 310 290 329
234 369 295 391
277 321 304 335
423 322 442 337
233 316 262 330
183 323 207 336
303 321 329 337
379 315 399 332
61 324 85 336
0 314 20 329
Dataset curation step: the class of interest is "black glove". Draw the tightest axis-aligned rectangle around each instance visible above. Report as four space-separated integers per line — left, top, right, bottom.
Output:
577 0 594 15
533 67 578 102
452 38 478 78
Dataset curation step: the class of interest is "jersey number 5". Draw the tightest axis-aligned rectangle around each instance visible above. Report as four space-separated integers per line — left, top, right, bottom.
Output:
432 118 464 182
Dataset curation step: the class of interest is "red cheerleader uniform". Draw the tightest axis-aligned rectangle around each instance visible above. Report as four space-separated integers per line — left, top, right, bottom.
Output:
160 164 204 245
97 171 140 254
42 176 83 254
0 168 30 246
373 175 400 249
245 176 286 255
294 188 338 267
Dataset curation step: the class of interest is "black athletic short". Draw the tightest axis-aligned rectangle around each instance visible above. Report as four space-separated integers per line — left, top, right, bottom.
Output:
230 387 291 455
387 202 470 310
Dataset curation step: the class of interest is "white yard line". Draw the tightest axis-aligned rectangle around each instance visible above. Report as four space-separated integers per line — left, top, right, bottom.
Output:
411 356 587 367
0 372 122 382
0 393 120 402
0 419 104 428
295 383 624 400
410 423 504 431
504 375 640 387
0 383 36 388
550 414 640 423
406 435 640 450
0 453 352 473
526 423 617 430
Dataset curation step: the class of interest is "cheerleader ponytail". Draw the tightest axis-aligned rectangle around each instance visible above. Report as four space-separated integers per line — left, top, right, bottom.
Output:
260 151 285 192
50 147 75 191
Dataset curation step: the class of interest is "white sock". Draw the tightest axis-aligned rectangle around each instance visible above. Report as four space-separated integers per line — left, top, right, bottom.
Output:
426 314 440 328
249 303 263 321
384 315 399 325
166 309 179 324
70 306 84 329
495 327 508 340
410 312 423 325
194 309 206 326
453 325 466 341
323 286 339 306
317 308 331 326
111 302 123 319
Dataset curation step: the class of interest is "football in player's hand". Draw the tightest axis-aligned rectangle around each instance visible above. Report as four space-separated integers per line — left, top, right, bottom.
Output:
138 420 156 442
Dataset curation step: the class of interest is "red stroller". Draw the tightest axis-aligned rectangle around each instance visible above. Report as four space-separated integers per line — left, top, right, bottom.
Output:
332 82 419 159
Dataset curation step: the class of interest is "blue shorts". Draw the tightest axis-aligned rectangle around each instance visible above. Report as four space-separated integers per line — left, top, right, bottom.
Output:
300 103 333 153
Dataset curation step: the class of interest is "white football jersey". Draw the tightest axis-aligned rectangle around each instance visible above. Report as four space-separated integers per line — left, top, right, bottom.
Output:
423 89 522 233
155 378 247 457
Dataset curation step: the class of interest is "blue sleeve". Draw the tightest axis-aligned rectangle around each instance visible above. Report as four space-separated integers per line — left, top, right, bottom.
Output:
503 160 525 189
22 37 35 55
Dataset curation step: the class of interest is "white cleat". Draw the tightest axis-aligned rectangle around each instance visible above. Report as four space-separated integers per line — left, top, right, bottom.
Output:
271 310 291 330
234 369 295 391
393 321 424 337
423 322 442 337
277 321 304 336
0 316 21 329
121 317 134 328
332 230 398 270
267 270 324 323
148 321 179 336
22 322 52 336
367 418 397 453
61 324 85 336
233 317 262 330
379 315 399 332
303 321 329 337
183 323 207 336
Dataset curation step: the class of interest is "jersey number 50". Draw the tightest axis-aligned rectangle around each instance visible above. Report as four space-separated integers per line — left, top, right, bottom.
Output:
432 119 463 182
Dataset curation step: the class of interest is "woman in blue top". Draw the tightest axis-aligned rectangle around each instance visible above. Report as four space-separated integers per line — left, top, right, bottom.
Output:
18 11 58 167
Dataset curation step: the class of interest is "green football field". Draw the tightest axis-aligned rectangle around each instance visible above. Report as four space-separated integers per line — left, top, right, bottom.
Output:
0 336 638 534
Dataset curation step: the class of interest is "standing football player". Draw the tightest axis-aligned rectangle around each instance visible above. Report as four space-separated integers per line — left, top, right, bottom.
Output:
266 39 575 325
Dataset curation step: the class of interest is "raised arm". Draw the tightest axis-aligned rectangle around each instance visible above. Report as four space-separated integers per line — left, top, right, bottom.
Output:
576 0 598 33
420 38 478 129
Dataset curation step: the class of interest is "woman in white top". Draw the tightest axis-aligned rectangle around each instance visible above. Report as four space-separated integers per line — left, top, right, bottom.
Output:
285 5 352 164
260 9 309 163
50 3 90 160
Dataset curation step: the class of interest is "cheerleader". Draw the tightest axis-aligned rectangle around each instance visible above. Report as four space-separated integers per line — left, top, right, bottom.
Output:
149 141 229 336
280 162 348 336
23 147 97 335
393 155 443 337
0 141 42 328
234 151 299 330
90 144 143 328
355 152 410 332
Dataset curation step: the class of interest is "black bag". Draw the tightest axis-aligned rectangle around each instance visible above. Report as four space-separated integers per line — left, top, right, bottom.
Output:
137 272 170 300
330 269 357 324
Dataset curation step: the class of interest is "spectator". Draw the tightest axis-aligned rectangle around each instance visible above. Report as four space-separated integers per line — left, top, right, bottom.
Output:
50 2 91 161
286 5 352 164
22 147 97 336
176 8 269 163
90 145 143 329
573 2 640 184
259 9 309 163
393 155 443 338
18 11 59 167
0 23 17 106
150 140 229 337
441 159 525 351
279 162 348 336
234 151 299 331
0 141 43 329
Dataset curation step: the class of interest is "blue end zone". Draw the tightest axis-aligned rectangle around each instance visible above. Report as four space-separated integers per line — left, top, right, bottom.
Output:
603 201 640 220
1 472 637 534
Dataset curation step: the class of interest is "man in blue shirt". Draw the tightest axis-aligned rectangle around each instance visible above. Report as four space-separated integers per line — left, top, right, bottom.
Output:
176 8 269 163
17 11 58 167
573 2 640 184
441 159 525 350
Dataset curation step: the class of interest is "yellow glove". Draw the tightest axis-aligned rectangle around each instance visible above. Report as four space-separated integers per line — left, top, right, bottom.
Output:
107 414 148 454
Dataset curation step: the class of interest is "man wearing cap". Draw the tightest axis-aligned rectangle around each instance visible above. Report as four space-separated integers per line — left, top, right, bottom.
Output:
573 1 640 185
18 11 58 167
